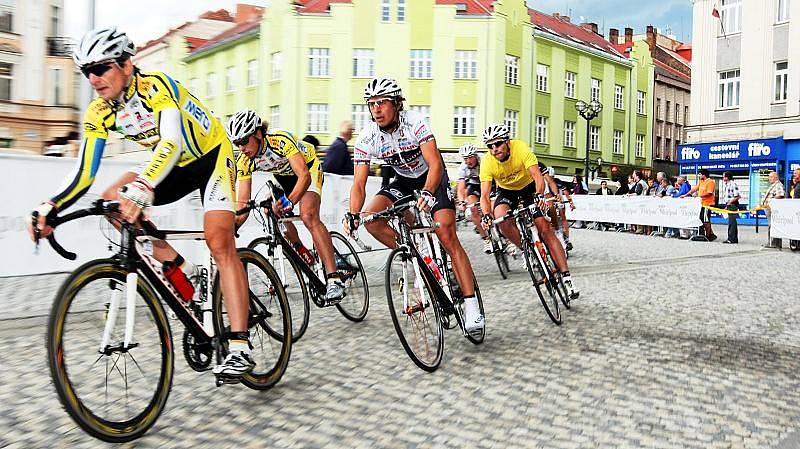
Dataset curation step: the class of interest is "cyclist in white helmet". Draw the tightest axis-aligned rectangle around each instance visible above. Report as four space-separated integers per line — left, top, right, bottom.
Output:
455 142 492 254
228 109 346 303
26 27 255 378
478 123 579 299
346 77 484 335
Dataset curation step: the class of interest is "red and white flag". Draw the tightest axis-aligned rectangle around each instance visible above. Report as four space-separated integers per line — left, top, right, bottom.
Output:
712 1 726 37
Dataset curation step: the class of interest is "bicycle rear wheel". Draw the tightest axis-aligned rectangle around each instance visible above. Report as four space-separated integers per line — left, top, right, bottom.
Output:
213 249 292 390
543 247 571 310
248 237 310 342
523 241 561 325
47 260 173 443
330 231 369 322
385 248 444 372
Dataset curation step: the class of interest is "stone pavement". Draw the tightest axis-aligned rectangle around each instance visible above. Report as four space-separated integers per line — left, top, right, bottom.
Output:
1 224 798 449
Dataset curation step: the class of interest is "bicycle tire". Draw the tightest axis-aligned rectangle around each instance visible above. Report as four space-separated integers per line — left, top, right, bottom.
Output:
212 249 292 390
491 231 508 280
47 259 174 443
441 251 485 345
385 248 444 372
543 247 571 310
523 242 561 325
248 237 310 342
330 231 370 322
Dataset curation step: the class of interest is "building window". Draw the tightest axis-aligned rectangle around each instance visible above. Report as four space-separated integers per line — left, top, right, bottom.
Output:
565 71 576 98
655 137 662 157
308 48 330 77
206 72 217 97
676 103 682 123
721 0 742 34
226 66 235 92
50 5 60 36
352 104 370 133
564 120 575 148
536 64 549 92
535 116 548 144
684 106 689 125
50 68 62 105
614 85 624 109
591 78 601 102
270 106 280 128
636 134 645 157
409 49 432 79
589 125 600 151
409 105 431 125
613 130 623 154
453 106 475 135
271 52 282 80
656 98 662 120
307 104 328 132
454 50 477 79
397 0 406 21
777 0 790 22
505 55 519 85
637 91 646 114
0 0 12 33
718 69 741 108
775 61 788 102
247 60 257 87
381 0 390 21
353 49 375 78
504 110 518 138
665 101 671 123
188 78 198 94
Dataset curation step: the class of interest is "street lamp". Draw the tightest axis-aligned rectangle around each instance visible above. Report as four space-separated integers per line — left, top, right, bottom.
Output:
575 99 603 191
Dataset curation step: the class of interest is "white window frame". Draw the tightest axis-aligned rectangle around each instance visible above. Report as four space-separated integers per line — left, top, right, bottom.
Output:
271 52 282 80
307 103 329 133
535 116 548 144
564 71 576 98
397 0 406 22
409 49 433 79
636 134 645 157
353 48 375 78
308 48 330 77
536 64 549 92
589 125 600 151
206 72 217 97
504 109 518 138
591 78 601 103
381 0 391 21
720 0 742 35
51 67 62 105
225 66 236 92
505 55 519 85
718 69 741 109
247 59 257 87
777 0 790 22
637 91 646 114
270 106 280 129
409 105 432 125
454 50 477 80
614 85 624 109
564 120 575 148
613 130 623 154
352 104 370 133
775 61 788 103
188 77 199 94
453 106 475 135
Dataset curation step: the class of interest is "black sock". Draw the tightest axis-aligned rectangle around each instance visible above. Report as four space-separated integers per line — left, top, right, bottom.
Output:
562 270 570 277
173 254 185 266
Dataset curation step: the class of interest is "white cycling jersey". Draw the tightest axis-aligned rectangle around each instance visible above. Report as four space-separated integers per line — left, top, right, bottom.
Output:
456 157 481 186
353 110 434 179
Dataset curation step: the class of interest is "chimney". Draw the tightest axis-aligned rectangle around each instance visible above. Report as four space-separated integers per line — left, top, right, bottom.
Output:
646 25 657 49
609 28 619 44
580 22 599 35
624 27 633 43
561 15 570 23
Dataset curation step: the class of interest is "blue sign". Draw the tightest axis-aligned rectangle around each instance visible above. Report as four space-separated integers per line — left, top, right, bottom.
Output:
678 137 786 164
680 161 777 173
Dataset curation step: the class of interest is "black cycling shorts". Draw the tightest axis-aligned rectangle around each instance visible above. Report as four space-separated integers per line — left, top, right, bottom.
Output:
494 182 543 219
377 171 455 214
465 183 481 198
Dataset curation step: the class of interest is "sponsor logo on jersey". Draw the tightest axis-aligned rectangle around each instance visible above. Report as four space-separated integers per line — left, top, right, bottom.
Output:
182 98 212 133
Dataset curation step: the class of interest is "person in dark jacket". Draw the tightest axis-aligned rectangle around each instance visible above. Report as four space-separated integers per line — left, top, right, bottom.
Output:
321 120 354 175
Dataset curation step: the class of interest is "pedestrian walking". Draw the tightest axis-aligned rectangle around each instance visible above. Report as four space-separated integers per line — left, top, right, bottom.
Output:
720 171 740 244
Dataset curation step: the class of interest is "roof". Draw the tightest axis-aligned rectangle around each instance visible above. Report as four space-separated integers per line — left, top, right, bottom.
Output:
528 9 624 59
654 59 691 84
184 37 209 50
294 0 352 14
189 20 260 55
136 9 234 53
294 0 492 15
657 44 691 69
611 41 634 56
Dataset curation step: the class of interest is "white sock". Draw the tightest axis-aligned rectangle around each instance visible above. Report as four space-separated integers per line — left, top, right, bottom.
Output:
180 260 196 277
228 339 250 355
464 296 479 315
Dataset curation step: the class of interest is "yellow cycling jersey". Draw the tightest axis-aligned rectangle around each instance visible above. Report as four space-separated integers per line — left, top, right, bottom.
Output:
479 139 539 190
50 69 227 210
235 129 318 180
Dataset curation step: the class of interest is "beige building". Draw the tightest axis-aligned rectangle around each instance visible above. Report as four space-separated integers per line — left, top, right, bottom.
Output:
0 0 80 155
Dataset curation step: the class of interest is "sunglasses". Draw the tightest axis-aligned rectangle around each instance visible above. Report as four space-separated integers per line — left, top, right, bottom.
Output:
367 98 391 109
486 140 506 149
81 62 115 79
233 135 252 147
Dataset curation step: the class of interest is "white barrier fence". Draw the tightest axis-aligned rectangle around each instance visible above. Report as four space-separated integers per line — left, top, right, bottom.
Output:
565 195 703 228
769 199 800 240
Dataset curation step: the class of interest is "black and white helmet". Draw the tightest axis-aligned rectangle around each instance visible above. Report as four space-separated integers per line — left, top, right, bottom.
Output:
459 142 478 158
226 109 262 142
363 77 403 101
73 27 136 68
482 123 510 144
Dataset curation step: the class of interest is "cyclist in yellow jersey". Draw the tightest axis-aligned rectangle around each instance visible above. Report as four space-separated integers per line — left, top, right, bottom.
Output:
478 124 579 298
228 109 346 303
26 28 255 378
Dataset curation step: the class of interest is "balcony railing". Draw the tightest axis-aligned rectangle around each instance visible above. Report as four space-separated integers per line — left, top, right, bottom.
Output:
47 37 73 57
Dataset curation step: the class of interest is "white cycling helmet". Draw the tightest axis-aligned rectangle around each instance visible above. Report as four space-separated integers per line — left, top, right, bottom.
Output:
226 109 262 143
459 142 478 158
363 77 403 101
73 27 136 68
482 123 510 144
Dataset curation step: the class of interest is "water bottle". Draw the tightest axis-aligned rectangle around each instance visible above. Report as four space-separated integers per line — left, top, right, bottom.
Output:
162 261 194 302
423 255 443 282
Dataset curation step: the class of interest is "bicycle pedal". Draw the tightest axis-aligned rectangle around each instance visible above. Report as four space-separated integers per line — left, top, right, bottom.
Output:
214 374 243 386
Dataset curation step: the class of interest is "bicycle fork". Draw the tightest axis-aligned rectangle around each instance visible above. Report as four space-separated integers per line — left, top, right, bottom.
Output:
99 272 138 353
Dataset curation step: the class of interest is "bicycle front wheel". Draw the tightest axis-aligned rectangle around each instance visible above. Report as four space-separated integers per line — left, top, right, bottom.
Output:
213 249 292 390
47 260 174 443
330 231 369 322
491 230 509 279
523 241 561 325
385 248 444 372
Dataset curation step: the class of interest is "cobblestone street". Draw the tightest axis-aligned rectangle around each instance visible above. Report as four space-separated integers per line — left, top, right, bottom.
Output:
1 225 798 449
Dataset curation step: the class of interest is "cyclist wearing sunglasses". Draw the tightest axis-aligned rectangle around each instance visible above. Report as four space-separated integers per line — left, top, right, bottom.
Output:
455 142 492 254
478 124 579 299
26 27 256 379
346 77 484 335
227 109 346 304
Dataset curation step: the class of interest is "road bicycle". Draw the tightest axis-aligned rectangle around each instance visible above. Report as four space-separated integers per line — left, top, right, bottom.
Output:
38 200 292 442
464 202 514 279
364 196 484 372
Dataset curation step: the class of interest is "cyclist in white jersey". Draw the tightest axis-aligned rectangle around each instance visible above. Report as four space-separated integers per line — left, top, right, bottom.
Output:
455 143 492 254
345 77 484 335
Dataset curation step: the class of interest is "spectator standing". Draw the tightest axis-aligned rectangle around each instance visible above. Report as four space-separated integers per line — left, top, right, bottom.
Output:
615 176 630 195
760 170 785 248
681 169 717 241
321 120 355 175
571 175 587 228
790 168 800 251
720 171 740 244
595 180 613 195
